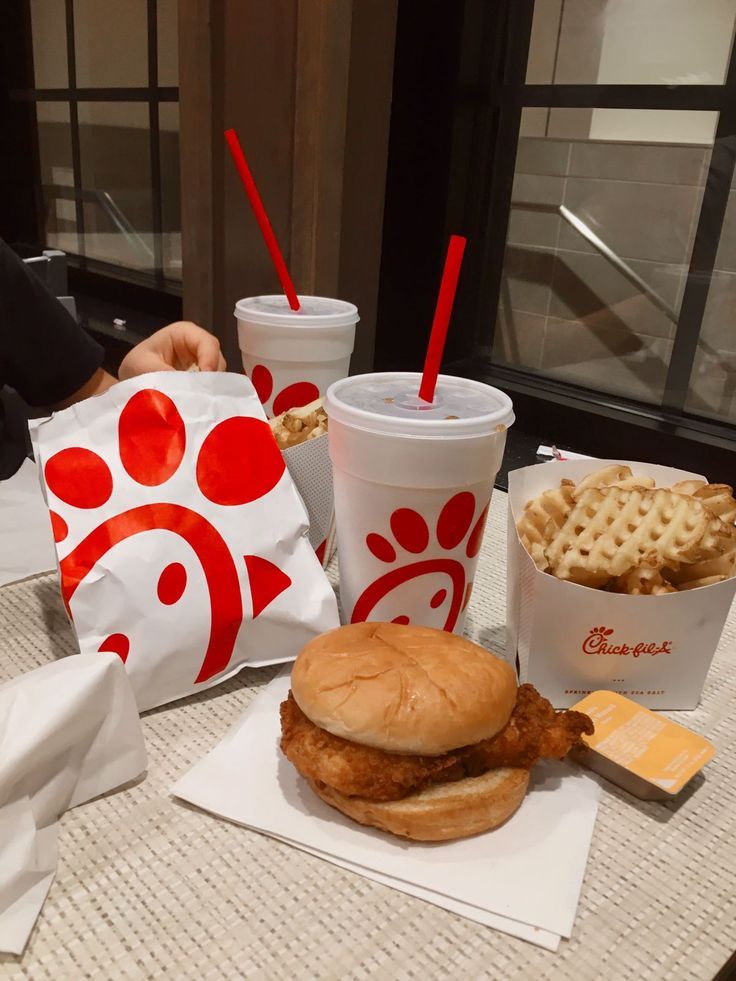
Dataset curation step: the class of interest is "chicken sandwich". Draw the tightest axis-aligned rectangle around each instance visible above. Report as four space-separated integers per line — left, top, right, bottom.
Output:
280 622 593 841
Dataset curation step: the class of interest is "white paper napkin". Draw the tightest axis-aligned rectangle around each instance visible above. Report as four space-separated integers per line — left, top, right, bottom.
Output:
173 673 600 948
270 836 561 951
0 653 147 955
0 458 56 586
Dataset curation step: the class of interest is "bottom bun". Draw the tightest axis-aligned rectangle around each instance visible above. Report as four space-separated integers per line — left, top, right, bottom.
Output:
309 767 530 842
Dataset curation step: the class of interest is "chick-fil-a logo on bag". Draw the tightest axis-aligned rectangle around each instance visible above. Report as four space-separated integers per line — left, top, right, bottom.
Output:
44 387 292 683
582 625 673 658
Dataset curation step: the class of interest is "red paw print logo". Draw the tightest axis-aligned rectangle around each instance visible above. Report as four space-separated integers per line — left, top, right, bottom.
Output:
44 388 291 684
590 626 614 637
251 364 319 416
352 493 489 632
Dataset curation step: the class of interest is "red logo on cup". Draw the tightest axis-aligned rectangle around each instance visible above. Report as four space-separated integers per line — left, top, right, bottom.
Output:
582 625 672 658
351 493 489 632
249 364 320 415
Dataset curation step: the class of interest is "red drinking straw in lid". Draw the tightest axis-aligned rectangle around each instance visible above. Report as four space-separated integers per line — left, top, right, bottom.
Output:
224 128 300 311
418 234 467 404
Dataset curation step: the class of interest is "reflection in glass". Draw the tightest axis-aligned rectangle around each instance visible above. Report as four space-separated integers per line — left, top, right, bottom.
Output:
30 0 69 87
78 102 153 273
74 0 147 87
36 103 76 254
159 103 181 281
527 0 736 88
686 161 736 423
522 104 720 149
157 0 179 87
495 108 717 405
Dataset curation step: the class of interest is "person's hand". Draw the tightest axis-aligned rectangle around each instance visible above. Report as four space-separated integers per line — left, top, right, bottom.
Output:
118 321 226 379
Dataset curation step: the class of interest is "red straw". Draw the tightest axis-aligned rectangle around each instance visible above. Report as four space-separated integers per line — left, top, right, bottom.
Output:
418 234 467 403
224 128 300 311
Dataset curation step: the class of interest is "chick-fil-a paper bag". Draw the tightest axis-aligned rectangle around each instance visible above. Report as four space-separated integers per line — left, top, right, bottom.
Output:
31 372 339 711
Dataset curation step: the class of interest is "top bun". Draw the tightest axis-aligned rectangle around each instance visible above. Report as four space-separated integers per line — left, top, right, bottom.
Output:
290 622 517 755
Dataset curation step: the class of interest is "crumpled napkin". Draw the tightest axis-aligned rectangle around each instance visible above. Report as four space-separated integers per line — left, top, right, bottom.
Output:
0 653 147 955
0 458 56 587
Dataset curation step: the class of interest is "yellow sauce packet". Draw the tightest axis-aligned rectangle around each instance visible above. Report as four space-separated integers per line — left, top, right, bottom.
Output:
570 690 715 800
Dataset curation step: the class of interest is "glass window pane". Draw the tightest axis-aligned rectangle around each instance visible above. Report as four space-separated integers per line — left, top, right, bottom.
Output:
30 0 69 87
494 108 713 405
74 0 148 87
157 0 179 87
159 102 181 281
686 167 736 422
78 102 153 273
527 0 736 85
525 0 562 85
36 102 77 254
548 107 719 146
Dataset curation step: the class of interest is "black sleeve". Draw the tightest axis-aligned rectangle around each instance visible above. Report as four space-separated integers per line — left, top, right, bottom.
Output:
0 238 105 407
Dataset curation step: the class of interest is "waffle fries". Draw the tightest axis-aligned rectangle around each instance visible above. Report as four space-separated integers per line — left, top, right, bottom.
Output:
517 465 736 592
269 398 328 450
516 483 575 571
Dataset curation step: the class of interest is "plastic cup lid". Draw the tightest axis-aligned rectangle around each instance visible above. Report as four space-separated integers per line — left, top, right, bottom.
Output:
325 372 515 438
234 295 359 328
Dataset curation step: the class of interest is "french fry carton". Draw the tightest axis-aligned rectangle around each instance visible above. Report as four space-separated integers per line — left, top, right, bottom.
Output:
507 459 736 709
31 372 340 712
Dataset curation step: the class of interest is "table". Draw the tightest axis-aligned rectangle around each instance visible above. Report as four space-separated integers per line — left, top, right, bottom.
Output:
1 492 735 980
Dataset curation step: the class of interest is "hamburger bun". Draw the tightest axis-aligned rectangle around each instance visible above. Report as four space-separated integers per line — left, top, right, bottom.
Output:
309 767 529 841
291 622 517 756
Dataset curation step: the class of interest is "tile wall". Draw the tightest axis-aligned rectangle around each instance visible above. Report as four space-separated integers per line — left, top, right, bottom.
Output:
493 136 736 421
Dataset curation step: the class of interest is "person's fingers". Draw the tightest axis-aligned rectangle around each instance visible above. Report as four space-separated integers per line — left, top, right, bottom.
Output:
194 331 222 372
119 349 176 379
118 322 224 378
166 321 222 371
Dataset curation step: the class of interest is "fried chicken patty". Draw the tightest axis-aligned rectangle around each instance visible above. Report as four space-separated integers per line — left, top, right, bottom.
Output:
279 684 593 801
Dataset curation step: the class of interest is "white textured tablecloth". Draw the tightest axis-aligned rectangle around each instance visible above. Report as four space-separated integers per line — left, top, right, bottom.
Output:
1 492 735 980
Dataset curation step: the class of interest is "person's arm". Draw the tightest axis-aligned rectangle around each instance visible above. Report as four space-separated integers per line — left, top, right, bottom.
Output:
0 239 106 409
54 367 117 408
0 240 225 412
54 320 227 408
55 320 227 409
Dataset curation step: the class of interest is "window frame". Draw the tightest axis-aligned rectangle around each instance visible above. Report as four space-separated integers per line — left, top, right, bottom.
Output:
376 0 736 466
5 0 181 315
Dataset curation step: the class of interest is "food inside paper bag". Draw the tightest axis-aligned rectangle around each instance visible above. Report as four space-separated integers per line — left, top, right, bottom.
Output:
269 398 327 450
270 398 336 568
516 463 736 592
31 372 340 711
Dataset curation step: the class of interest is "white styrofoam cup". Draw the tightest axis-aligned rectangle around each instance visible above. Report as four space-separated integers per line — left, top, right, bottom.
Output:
325 372 514 634
236 295 359 417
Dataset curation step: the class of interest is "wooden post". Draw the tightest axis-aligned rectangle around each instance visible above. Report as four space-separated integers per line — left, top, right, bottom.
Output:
178 0 216 334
